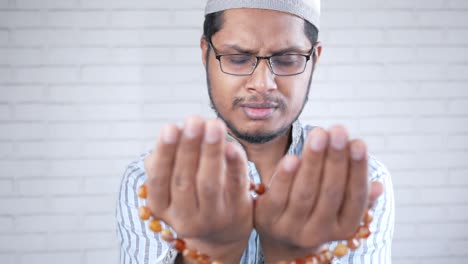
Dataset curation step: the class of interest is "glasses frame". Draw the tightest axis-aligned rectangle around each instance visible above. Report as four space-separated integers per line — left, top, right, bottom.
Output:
208 40 316 77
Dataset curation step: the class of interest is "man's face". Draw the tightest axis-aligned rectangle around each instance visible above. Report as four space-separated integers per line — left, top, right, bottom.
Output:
202 9 320 144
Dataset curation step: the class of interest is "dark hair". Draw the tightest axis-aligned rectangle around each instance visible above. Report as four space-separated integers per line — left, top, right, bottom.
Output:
203 11 319 46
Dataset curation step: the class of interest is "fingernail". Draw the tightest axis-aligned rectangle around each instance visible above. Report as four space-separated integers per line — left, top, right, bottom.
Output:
162 126 177 144
310 129 326 152
351 142 366 161
184 118 201 139
204 122 221 144
283 156 299 172
330 127 347 150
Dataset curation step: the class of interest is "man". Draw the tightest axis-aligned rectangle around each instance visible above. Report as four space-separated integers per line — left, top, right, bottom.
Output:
116 0 394 263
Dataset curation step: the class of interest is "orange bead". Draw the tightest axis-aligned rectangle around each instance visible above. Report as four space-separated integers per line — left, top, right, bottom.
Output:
149 219 162 232
254 183 266 195
249 182 256 191
347 237 361 250
212 261 223 264
138 206 151 220
137 184 148 198
182 249 198 260
357 226 371 239
319 250 334 263
363 210 373 226
304 255 319 264
293 258 306 264
196 253 210 264
333 243 349 257
276 261 288 264
160 229 174 242
173 238 186 252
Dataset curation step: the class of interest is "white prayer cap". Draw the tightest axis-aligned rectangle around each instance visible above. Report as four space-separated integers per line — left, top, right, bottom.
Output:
205 0 321 30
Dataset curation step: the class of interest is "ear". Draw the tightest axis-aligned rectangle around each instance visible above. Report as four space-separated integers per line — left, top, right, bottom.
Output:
200 36 209 67
313 41 322 64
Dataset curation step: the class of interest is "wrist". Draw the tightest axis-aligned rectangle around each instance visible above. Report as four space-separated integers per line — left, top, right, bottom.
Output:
260 237 322 263
181 238 249 264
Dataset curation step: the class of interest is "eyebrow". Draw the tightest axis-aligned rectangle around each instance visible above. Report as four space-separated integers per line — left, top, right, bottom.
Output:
217 44 312 55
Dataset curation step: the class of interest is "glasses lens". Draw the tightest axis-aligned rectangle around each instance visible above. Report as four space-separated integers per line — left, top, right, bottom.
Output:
271 55 307 75
219 55 257 75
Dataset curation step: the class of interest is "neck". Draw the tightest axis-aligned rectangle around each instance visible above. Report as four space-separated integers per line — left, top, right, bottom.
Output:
230 127 292 183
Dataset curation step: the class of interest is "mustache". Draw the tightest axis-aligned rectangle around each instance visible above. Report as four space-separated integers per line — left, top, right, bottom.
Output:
233 94 286 110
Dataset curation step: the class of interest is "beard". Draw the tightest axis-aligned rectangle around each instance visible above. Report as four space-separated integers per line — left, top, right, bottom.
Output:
205 56 314 144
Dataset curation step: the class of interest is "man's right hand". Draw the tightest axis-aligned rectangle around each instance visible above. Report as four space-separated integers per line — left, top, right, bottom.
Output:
144 116 253 263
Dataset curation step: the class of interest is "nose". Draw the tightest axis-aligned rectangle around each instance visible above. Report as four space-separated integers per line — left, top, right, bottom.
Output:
245 59 278 93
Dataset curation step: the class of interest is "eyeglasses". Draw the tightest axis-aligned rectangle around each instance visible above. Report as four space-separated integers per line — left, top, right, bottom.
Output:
209 41 316 76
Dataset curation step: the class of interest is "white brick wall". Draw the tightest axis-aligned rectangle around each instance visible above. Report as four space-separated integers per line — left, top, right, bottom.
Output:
0 0 467 263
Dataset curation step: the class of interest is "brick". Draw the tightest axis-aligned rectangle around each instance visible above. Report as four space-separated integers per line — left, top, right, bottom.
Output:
13 29 80 46
141 65 205 84
0 216 13 232
20 253 81 264
110 11 171 27
359 118 415 133
382 0 446 9
417 223 468 238
0 122 46 140
79 0 203 9
398 206 447 223
447 205 468 221
322 29 385 46
387 29 445 45
47 232 115 250
0 85 44 101
85 249 118 264
173 10 204 27
173 47 203 64
0 67 12 82
447 65 468 81
385 64 447 81
321 11 355 28
14 67 79 84
420 187 468 204
307 82 355 99
415 117 468 133
394 187 421 205
0 0 10 8
47 85 146 102
0 48 43 66
15 0 78 9
0 30 9 46
393 223 417 240
140 29 201 46
45 122 112 139
46 48 110 65
417 11 468 27
50 195 116 214
0 197 48 214
0 142 13 158
448 240 468 256
0 11 42 27
386 135 445 150
84 177 121 194
80 29 140 46
449 169 468 185
356 11 416 28
419 82 468 98
110 47 172 64
49 159 128 177
449 0 468 8
0 234 46 251
14 140 79 158
0 104 10 120
15 103 142 121
0 254 15 263
355 82 417 99
81 140 143 158
0 160 48 178
81 66 141 83
18 178 81 195
414 258 468 264
416 47 468 63
16 215 80 232
447 135 468 150
448 100 468 114
380 152 468 170
321 64 385 81
142 102 203 120
358 47 416 63
0 179 13 196
392 169 448 187
46 11 108 28
393 241 448 257
82 213 114 231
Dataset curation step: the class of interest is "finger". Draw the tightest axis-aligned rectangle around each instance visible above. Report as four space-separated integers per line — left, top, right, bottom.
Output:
339 139 368 236
224 142 249 208
283 128 328 222
259 155 300 226
368 181 384 207
313 125 350 224
170 116 205 218
145 124 181 216
197 119 226 216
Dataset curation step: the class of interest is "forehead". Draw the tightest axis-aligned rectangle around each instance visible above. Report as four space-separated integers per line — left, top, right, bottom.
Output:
212 8 310 51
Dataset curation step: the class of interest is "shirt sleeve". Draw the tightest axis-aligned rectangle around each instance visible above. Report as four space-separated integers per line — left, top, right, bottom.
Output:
333 156 395 264
116 158 179 264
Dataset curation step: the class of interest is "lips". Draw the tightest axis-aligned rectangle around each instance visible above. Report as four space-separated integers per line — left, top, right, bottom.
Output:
240 103 277 120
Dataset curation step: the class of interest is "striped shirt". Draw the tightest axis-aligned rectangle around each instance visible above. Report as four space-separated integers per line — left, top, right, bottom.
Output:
116 120 395 263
